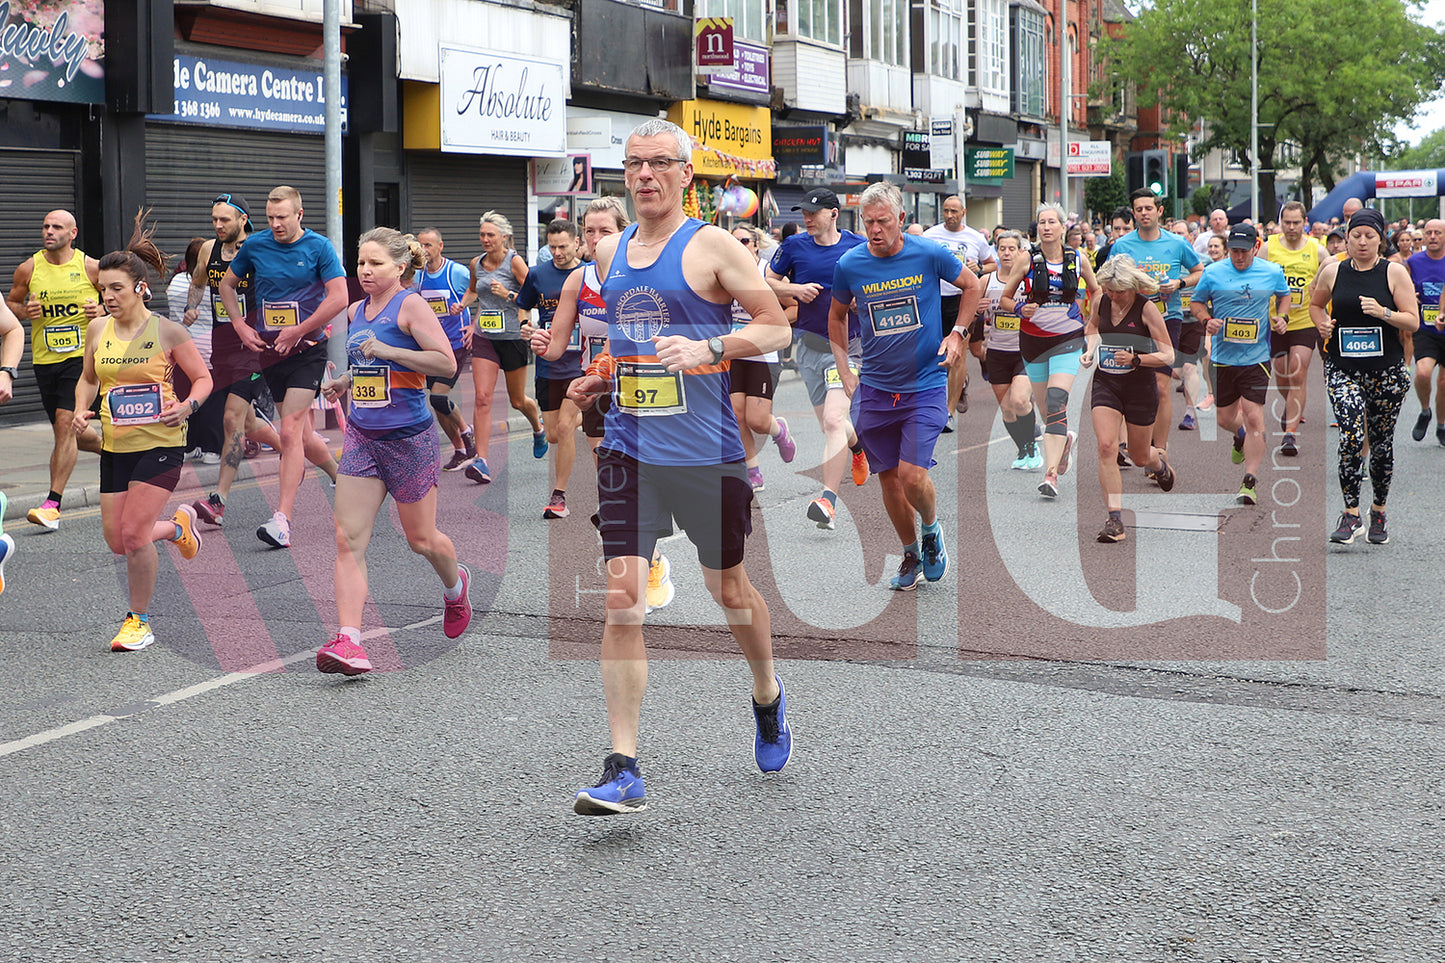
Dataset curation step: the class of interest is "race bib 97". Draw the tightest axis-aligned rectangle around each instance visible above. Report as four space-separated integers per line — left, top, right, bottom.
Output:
615 360 686 416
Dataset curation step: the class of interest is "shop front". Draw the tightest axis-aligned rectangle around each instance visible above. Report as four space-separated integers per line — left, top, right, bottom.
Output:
666 98 775 229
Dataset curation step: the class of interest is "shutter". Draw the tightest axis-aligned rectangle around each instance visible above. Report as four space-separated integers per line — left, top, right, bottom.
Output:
1002 159 1036 229
0 149 81 425
144 122 328 318
404 154 529 263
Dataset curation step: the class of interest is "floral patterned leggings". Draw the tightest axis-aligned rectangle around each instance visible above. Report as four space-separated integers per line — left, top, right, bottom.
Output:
1324 359 1410 511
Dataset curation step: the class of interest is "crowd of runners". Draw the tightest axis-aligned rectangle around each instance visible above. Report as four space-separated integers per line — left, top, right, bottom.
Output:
0 120 1441 815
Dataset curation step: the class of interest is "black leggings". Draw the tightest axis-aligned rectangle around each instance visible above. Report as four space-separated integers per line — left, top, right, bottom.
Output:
1324 359 1409 510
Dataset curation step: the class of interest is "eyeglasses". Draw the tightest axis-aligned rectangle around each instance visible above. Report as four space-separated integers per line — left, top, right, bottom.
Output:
213 194 247 216
622 156 687 173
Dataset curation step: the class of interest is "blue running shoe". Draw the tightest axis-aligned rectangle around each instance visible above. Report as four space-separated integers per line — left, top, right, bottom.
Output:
464 457 491 484
0 532 14 596
889 550 922 591
921 525 948 582
533 430 549 459
573 753 647 815
753 675 792 773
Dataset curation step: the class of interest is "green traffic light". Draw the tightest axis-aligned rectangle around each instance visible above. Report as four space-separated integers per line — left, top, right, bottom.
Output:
1149 181 1163 193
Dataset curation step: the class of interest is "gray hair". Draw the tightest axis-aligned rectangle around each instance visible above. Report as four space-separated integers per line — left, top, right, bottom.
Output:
628 118 693 164
479 210 513 237
994 230 1025 251
1035 202 1067 224
859 182 904 215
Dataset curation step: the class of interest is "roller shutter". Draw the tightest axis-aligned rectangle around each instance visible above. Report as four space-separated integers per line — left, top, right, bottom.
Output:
1002 160 1036 230
0 148 81 425
404 154 529 263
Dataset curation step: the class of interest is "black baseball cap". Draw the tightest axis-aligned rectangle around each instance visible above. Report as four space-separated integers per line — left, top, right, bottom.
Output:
793 188 840 213
1226 223 1259 249
213 192 251 217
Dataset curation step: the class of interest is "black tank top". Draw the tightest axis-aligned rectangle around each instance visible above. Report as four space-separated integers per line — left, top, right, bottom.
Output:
206 238 253 324
1095 294 1156 379
1328 259 1402 374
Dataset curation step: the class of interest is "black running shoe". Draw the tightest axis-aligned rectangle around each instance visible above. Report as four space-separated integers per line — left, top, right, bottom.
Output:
1329 512 1362 544
1367 509 1389 545
1412 410 1431 442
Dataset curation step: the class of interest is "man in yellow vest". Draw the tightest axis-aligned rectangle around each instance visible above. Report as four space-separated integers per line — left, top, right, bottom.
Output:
5 210 103 530
1264 200 1329 456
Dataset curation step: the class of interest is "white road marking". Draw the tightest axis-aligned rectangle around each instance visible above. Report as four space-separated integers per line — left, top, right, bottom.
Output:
0 616 442 759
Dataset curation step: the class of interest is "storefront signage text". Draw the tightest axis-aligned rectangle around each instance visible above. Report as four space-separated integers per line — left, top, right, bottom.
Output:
439 44 567 157
150 55 348 134
0 0 104 104
706 40 768 97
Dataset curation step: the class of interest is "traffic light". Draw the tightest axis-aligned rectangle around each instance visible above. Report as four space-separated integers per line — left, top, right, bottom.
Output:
1143 149 1169 197
1126 152 1145 194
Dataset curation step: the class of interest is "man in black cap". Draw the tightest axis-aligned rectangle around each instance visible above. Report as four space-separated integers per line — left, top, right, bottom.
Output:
184 192 337 527
765 188 871 530
1189 222 1291 506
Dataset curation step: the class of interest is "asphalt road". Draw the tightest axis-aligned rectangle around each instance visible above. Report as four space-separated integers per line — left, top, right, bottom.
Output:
1 366 1441 962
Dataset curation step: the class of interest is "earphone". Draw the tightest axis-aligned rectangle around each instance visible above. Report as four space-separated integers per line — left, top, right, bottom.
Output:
134 280 144 294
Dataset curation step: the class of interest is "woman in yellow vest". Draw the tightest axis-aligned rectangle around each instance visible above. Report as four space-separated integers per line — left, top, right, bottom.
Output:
72 213 213 653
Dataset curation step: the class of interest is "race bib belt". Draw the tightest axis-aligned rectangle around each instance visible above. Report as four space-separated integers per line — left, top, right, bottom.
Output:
477 310 505 332
615 360 686 416
993 312 1021 332
586 336 608 364
1338 326 1383 357
867 296 922 337
263 300 301 329
1222 318 1260 344
824 363 860 389
213 293 247 322
1096 348 1135 374
350 365 391 408
43 324 81 353
108 383 163 426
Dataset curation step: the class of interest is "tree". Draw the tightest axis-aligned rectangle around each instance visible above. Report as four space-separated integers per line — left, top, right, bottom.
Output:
1084 168 1127 220
1100 0 1445 219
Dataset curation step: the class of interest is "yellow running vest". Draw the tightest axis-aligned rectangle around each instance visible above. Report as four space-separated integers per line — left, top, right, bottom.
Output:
1265 237 1324 332
94 314 184 453
29 249 100 365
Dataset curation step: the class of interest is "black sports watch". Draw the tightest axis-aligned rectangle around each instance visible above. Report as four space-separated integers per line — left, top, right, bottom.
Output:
188 399 200 415
0 366 16 381
707 336 725 365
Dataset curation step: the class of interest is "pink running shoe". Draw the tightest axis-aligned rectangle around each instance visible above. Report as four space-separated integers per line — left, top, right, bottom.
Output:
316 634 372 675
444 564 473 639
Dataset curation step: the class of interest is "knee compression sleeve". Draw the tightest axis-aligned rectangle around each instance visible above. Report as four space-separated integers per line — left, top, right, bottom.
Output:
1045 386 1069 436
429 394 456 418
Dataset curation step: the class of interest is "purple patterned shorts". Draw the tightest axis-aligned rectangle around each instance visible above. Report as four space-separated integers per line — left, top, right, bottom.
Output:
339 423 441 503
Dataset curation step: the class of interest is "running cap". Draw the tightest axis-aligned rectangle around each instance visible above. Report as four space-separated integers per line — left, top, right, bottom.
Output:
793 188 840 212
1226 224 1259 249
213 193 251 217
1348 208 1387 237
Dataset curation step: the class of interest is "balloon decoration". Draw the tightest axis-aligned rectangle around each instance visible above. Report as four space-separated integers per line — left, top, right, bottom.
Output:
716 184 760 218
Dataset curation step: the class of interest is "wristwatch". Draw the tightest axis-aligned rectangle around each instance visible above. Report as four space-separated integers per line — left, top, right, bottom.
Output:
188 399 200 415
0 366 16 381
707 336 726 365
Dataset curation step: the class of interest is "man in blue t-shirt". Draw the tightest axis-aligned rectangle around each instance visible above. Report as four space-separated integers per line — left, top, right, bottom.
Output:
1109 189 1202 455
829 182 980 591
415 227 477 472
1406 219 1445 444
518 218 585 520
766 188 870 531
1189 223 1290 506
219 185 348 549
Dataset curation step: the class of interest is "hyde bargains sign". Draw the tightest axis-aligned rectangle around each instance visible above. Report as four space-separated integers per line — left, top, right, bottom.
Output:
438 44 567 157
150 55 348 134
